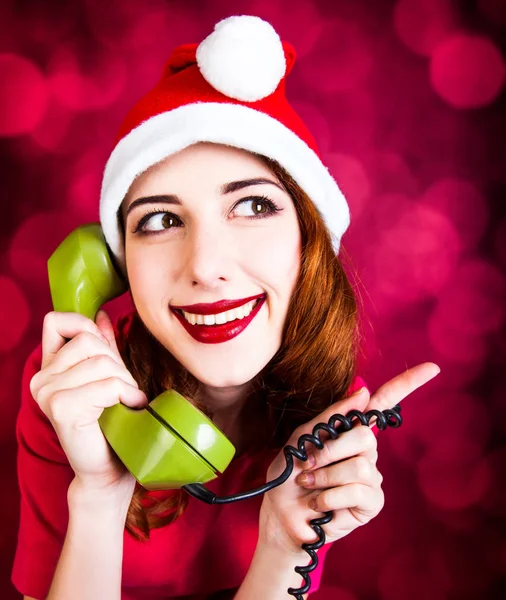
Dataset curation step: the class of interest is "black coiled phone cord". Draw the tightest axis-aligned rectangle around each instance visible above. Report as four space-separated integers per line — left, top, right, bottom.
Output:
184 404 402 599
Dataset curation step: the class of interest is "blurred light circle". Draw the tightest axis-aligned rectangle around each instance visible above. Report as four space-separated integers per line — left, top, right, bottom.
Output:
417 455 491 509
386 383 490 465
86 55 127 109
47 50 87 111
250 0 325 58
299 19 372 92
324 153 370 219
370 192 412 235
0 54 49 136
431 260 506 337
291 101 332 153
84 0 192 51
0 276 30 352
432 356 485 387
9 212 81 292
68 171 101 221
329 89 375 152
373 203 461 302
30 100 73 153
366 151 419 197
429 315 487 364
428 504 485 535
393 0 460 56
430 35 506 108
48 49 126 112
413 392 490 462
422 178 488 249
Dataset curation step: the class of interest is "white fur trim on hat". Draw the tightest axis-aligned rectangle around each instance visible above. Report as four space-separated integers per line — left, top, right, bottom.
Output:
196 15 286 102
100 103 350 266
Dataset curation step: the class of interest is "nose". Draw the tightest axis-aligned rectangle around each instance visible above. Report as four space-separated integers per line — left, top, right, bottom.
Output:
184 222 233 289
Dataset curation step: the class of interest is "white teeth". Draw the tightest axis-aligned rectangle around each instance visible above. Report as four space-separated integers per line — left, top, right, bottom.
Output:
182 299 258 326
215 311 227 325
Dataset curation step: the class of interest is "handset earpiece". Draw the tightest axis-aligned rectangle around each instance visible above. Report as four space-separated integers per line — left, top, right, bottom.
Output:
47 223 235 490
48 223 127 320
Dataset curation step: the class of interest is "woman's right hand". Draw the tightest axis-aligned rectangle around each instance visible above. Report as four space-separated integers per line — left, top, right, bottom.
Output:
29 309 148 496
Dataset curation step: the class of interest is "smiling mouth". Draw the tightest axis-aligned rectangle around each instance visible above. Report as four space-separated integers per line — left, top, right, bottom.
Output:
174 298 261 327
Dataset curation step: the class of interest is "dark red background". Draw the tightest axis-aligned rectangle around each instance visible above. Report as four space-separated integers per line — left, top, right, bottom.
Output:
1 0 505 598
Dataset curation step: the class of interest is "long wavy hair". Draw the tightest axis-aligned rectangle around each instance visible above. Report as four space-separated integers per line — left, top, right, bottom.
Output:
116 152 359 541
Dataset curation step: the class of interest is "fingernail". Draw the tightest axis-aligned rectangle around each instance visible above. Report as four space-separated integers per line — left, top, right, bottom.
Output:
297 472 315 486
352 386 366 396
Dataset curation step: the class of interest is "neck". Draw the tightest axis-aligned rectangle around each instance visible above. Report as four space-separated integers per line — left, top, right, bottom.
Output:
195 382 261 454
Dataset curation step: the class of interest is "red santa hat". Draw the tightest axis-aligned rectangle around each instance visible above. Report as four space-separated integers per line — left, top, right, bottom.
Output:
100 15 350 267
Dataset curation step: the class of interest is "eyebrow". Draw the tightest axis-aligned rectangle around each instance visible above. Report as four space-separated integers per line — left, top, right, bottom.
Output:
124 178 286 219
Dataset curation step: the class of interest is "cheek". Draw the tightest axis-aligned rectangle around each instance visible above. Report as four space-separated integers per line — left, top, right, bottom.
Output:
125 245 167 305
271 221 302 287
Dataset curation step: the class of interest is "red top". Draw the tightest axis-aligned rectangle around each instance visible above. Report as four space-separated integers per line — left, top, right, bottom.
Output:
12 311 366 599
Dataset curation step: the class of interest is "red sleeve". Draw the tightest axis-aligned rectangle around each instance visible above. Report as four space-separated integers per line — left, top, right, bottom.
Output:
11 344 74 599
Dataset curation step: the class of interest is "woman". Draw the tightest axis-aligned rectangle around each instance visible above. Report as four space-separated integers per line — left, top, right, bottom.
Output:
12 15 439 600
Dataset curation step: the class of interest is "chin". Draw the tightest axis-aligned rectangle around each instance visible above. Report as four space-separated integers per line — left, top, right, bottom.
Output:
179 352 271 389
188 367 257 389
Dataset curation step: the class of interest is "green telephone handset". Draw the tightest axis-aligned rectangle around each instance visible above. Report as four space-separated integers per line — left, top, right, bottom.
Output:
47 223 236 491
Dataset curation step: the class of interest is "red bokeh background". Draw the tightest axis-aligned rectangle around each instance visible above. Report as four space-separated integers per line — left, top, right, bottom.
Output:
1 0 505 598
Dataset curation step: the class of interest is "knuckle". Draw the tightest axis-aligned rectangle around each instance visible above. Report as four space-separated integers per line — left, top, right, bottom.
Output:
376 469 384 485
42 311 57 331
48 390 68 424
355 456 373 482
89 353 116 370
105 376 127 394
77 330 97 345
73 331 102 354
319 440 334 465
317 492 330 512
353 483 367 505
36 383 51 407
317 468 328 488
358 426 377 450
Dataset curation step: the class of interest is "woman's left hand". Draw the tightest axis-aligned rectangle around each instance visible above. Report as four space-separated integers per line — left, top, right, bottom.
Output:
259 362 440 556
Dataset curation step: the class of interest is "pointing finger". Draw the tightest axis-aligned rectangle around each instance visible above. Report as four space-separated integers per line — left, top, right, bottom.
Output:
367 362 440 415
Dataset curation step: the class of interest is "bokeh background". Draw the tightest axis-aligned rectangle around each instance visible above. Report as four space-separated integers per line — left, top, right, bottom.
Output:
1 0 505 598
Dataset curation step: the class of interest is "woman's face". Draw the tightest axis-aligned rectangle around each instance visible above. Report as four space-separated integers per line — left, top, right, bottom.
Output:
121 142 301 393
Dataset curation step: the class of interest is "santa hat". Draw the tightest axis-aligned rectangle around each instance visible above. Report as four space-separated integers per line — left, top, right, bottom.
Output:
100 15 350 267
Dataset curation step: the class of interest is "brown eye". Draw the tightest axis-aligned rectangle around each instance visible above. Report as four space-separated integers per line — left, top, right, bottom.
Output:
136 211 182 233
233 196 282 219
253 201 267 214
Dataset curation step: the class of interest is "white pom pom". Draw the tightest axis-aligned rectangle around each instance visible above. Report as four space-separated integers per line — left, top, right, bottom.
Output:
196 15 286 102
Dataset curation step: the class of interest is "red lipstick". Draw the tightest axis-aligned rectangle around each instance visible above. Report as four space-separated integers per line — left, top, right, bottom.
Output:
172 293 265 315
171 294 266 344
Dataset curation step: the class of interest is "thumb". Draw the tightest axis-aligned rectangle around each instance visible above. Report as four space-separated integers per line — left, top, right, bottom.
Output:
95 309 121 354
